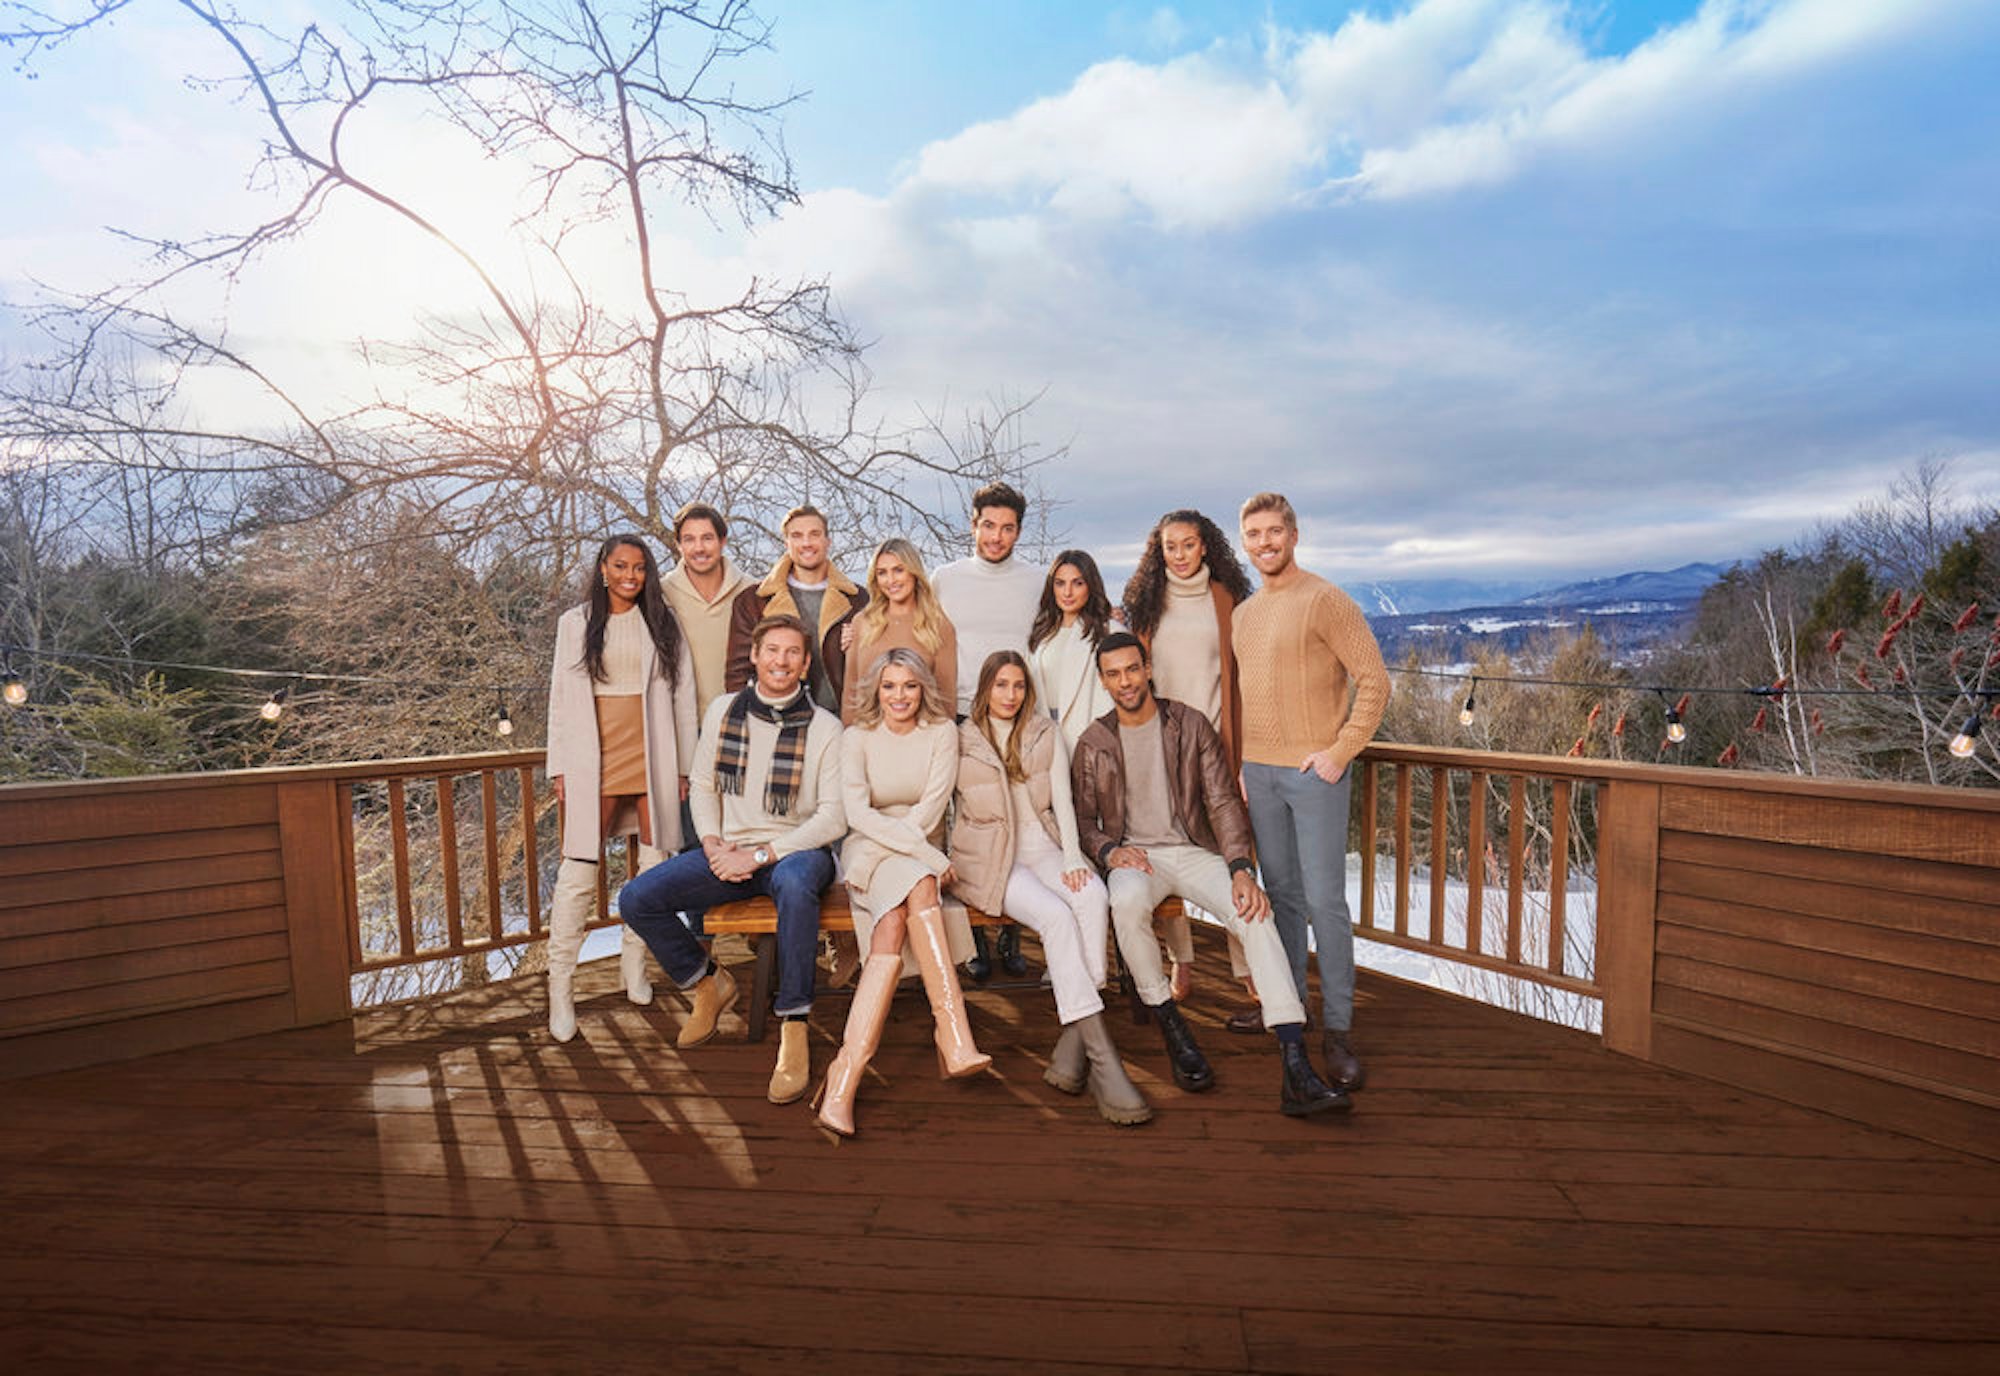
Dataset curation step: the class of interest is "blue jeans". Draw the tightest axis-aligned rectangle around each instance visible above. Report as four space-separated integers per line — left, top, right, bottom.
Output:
677 797 707 938
619 846 835 1017
1243 762 1355 1032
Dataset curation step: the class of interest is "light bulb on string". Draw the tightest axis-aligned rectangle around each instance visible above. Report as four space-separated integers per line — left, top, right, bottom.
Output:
259 684 290 723
1458 678 1477 727
1949 711 1982 759
495 699 514 738
1657 689 1687 746
2 655 25 707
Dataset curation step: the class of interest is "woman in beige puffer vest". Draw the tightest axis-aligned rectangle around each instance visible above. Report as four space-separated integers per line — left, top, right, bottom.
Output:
950 650 1150 1126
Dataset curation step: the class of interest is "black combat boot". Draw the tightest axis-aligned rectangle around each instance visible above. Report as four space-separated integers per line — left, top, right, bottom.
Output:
1152 999 1215 1093
1280 1040 1352 1118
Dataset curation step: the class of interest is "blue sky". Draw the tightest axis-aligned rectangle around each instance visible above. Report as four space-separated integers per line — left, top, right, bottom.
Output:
5 1 1998 585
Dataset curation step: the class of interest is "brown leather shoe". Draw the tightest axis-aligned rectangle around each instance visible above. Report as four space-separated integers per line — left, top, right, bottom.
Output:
1321 1028 1366 1090
1224 1005 1264 1035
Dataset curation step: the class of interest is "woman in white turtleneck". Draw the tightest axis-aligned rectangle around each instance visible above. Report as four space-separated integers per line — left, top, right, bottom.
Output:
1028 549 1118 745
948 650 1150 1126
1120 510 1258 1006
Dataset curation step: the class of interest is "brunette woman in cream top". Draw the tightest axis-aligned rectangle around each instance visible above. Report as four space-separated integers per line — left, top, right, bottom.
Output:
950 650 1150 1126
544 535 697 1043
1028 549 1117 746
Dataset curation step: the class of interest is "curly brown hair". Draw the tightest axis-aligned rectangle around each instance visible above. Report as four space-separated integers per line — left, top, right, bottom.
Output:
1120 510 1254 638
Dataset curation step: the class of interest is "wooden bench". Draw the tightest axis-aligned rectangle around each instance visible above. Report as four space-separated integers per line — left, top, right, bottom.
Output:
701 890 1187 1041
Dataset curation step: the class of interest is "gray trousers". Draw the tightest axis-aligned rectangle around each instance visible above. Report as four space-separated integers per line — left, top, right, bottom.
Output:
1243 762 1356 1032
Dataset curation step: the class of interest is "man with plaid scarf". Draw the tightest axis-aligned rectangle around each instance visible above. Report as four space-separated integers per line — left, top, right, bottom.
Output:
620 615 846 1104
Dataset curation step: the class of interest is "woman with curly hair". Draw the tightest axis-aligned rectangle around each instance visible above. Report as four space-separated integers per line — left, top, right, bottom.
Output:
1028 550 1118 745
1120 510 1256 1007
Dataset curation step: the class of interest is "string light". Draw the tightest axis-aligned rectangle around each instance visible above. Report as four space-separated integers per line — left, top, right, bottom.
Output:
1658 690 1688 746
5 636 1995 765
1949 693 1997 759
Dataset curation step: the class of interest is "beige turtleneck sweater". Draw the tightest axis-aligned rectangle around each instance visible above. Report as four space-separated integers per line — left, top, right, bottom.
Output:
1149 564 1222 729
1232 570 1389 772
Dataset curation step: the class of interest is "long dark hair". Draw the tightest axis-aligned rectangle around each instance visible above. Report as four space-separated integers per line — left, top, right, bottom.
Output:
1121 510 1254 638
970 649 1038 784
1029 549 1115 652
582 534 683 683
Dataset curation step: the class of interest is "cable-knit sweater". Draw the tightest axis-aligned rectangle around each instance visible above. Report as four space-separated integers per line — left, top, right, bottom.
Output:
1231 570 1390 772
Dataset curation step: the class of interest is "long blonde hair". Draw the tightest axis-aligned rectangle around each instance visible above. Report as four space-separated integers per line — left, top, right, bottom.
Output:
854 538 947 656
970 650 1039 783
851 648 952 730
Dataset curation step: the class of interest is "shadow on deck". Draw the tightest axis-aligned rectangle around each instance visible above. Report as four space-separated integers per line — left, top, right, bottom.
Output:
2 929 1997 1374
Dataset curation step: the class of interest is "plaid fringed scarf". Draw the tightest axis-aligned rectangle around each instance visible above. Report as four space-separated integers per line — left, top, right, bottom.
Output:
715 685 817 817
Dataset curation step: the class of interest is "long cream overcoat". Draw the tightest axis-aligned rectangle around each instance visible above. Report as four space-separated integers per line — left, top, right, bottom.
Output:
545 603 698 861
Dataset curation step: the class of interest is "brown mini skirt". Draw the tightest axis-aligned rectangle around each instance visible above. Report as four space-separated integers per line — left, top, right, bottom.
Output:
593 694 647 796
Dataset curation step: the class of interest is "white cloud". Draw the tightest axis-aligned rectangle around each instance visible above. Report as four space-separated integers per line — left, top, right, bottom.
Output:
891 0 1968 219
911 55 1318 229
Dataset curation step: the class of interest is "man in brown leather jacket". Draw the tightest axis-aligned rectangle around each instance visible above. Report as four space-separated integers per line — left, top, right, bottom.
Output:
1071 632 1349 1116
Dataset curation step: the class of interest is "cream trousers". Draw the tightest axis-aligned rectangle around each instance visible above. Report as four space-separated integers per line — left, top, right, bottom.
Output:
1108 843 1304 1027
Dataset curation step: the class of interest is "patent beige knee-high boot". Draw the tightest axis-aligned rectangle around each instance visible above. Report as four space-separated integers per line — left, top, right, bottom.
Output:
546 858 596 1043
814 953 900 1137
906 904 991 1079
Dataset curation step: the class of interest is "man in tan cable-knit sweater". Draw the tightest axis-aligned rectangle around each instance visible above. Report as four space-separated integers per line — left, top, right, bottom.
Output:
1233 491 1390 1091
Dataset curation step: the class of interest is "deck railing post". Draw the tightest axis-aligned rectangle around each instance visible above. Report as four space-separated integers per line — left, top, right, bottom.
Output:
1594 778 1661 1060
277 778 356 1027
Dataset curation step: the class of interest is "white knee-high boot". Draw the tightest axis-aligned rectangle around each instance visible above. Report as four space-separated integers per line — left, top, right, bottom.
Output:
620 842 666 1006
547 857 597 1042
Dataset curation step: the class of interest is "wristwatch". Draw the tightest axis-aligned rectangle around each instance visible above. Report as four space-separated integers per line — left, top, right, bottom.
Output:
752 846 772 867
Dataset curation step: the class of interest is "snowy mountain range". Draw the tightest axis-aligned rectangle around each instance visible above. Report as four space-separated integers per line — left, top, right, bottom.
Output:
1363 562 1729 664
1358 563 1727 617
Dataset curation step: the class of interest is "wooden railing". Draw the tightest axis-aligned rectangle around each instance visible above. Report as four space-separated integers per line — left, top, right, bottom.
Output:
4 745 1997 1158
1352 750 1603 1002
338 754 631 981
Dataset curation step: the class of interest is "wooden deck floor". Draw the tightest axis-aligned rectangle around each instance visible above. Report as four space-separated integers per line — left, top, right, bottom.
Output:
3 929 1998 1375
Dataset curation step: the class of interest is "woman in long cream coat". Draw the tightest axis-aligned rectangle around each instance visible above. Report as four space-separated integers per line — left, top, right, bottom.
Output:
950 650 1150 1126
544 534 698 1042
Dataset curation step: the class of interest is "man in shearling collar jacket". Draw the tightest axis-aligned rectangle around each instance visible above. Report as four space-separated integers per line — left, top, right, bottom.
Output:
1071 632 1350 1118
723 503 867 713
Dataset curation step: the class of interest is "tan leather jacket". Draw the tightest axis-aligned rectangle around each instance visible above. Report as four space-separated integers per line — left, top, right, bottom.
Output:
949 715 1063 913
1069 697 1253 873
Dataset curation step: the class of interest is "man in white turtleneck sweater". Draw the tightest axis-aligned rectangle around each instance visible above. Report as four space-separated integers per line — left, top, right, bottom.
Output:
932 480 1046 718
